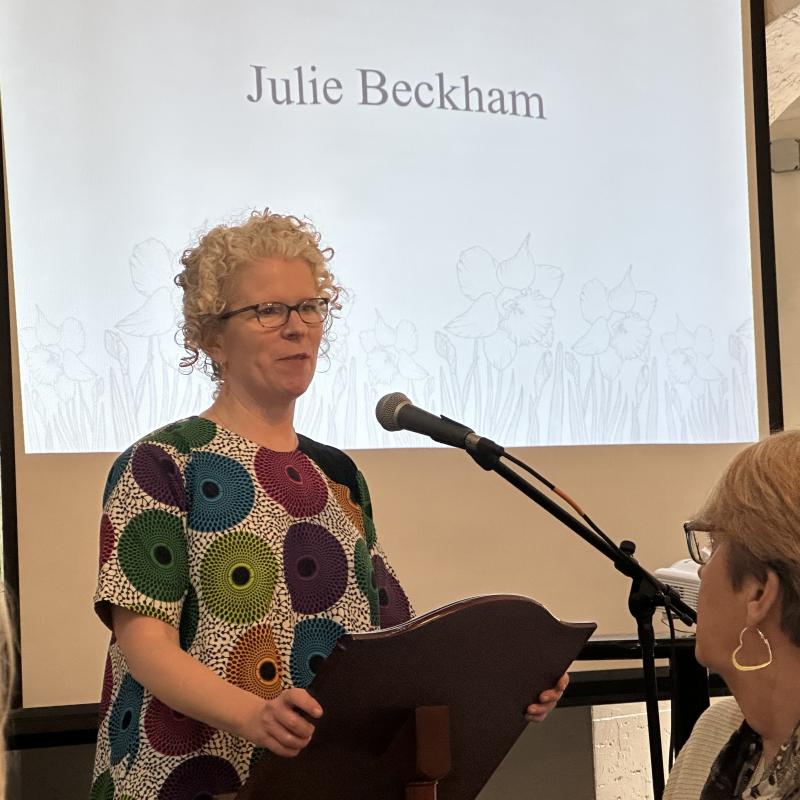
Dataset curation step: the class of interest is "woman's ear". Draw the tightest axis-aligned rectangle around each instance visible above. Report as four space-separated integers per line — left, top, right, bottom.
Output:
744 569 781 628
202 327 224 366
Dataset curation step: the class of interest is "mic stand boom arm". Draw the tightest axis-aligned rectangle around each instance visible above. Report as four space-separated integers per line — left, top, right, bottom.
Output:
465 437 696 800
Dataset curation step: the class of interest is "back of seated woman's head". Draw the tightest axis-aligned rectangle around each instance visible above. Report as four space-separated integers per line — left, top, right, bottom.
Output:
695 430 800 647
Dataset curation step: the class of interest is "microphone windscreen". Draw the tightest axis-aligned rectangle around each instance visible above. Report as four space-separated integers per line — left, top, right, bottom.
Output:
375 392 410 432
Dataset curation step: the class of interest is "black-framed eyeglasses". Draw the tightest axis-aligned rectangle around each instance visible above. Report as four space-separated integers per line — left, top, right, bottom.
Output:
218 297 330 329
683 520 714 565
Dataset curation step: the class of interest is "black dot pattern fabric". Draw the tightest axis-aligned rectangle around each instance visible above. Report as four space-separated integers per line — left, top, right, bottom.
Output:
92 416 413 798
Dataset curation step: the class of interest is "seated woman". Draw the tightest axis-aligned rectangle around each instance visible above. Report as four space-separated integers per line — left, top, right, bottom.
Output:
665 431 800 799
90 210 567 799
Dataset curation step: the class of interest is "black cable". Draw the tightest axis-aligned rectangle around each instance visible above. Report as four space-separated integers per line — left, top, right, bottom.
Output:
503 450 639 564
664 600 678 771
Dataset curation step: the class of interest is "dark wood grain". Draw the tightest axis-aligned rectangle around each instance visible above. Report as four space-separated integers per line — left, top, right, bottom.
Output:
237 594 595 800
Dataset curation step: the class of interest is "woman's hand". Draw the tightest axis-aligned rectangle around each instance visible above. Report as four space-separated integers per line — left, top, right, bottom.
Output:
111 607 325 756
525 672 569 723
242 688 323 757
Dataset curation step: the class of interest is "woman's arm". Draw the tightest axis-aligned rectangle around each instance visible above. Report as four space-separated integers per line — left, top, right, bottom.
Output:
112 606 323 757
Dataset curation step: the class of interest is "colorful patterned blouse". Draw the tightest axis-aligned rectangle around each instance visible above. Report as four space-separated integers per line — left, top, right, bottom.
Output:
91 416 412 800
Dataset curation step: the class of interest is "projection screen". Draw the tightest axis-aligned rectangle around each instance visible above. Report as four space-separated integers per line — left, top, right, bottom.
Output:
0 1 769 708
2 0 756 453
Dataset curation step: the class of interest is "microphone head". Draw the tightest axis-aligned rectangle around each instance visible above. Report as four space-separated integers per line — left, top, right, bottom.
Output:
375 392 411 432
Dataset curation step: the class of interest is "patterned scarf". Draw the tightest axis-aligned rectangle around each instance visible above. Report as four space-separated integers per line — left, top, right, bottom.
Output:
700 718 800 799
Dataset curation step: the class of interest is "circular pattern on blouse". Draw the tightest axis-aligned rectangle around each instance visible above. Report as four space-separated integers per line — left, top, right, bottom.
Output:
96 422 402 797
283 523 348 614
226 624 283 700
186 452 255 532
90 770 115 800
372 555 413 628
144 697 215 756
109 674 144 767
103 446 133 507
99 654 113 721
330 483 364 535
117 510 189 602
179 584 199 652
150 417 217 454
157 755 241 800
354 538 380 626
356 472 377 550
200 531 278 625
99 514 115 569
132 444 187 509
290 617 346 688
254 448 328 518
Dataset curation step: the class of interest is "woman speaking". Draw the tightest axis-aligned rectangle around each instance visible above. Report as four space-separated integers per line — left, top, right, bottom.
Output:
90 211 566 799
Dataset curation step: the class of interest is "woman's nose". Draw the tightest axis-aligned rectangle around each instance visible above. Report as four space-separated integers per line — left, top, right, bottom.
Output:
282 308 306 336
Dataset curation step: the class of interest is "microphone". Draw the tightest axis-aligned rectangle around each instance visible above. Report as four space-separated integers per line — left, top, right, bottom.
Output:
375 393 504 456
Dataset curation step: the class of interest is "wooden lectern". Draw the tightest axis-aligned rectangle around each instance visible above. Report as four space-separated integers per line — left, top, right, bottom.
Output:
235 595 595 800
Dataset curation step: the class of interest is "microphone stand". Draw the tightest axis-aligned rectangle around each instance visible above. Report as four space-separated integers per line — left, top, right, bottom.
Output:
464 437 697 800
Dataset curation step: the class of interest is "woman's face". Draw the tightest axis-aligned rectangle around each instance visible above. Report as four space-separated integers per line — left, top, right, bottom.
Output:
212 256 324 410
694 538 747 675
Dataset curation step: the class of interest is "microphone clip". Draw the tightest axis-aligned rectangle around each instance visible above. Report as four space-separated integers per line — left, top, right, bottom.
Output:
460 429 505 470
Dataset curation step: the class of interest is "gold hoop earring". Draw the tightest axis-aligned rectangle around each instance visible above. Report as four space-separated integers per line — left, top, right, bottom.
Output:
731 626 773 671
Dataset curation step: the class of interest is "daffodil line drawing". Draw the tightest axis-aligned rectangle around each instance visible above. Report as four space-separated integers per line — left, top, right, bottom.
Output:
359 312 429 387
573 267 656 380
428 241 756 447
17 233 758 452
445 234 563 362
19 238 211 452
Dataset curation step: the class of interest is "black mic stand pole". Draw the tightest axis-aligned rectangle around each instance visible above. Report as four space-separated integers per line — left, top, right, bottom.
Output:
465 438 696 800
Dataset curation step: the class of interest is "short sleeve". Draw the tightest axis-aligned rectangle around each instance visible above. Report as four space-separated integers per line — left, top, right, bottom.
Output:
353 469 415 628
94 440 190 631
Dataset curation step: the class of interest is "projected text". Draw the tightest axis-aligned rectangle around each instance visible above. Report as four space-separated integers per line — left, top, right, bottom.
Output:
246 65 546 119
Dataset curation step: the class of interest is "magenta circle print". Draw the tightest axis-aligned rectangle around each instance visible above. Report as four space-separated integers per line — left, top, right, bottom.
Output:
157 755 240 800
372 555 413 628
254 448 328 518
132 444 187 510
100 514 115 568
144 697 215 756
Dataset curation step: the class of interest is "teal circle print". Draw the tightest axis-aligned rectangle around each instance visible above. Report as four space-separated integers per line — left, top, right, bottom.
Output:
290 618 346 688
186 452 255 532
103 445 134 507
118 510 188 601
150 417 217 454
109 673 144 767
200 531 278 625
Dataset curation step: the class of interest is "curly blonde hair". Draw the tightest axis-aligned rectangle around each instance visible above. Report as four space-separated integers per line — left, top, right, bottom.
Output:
693 430 800 646
175 210 340 383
